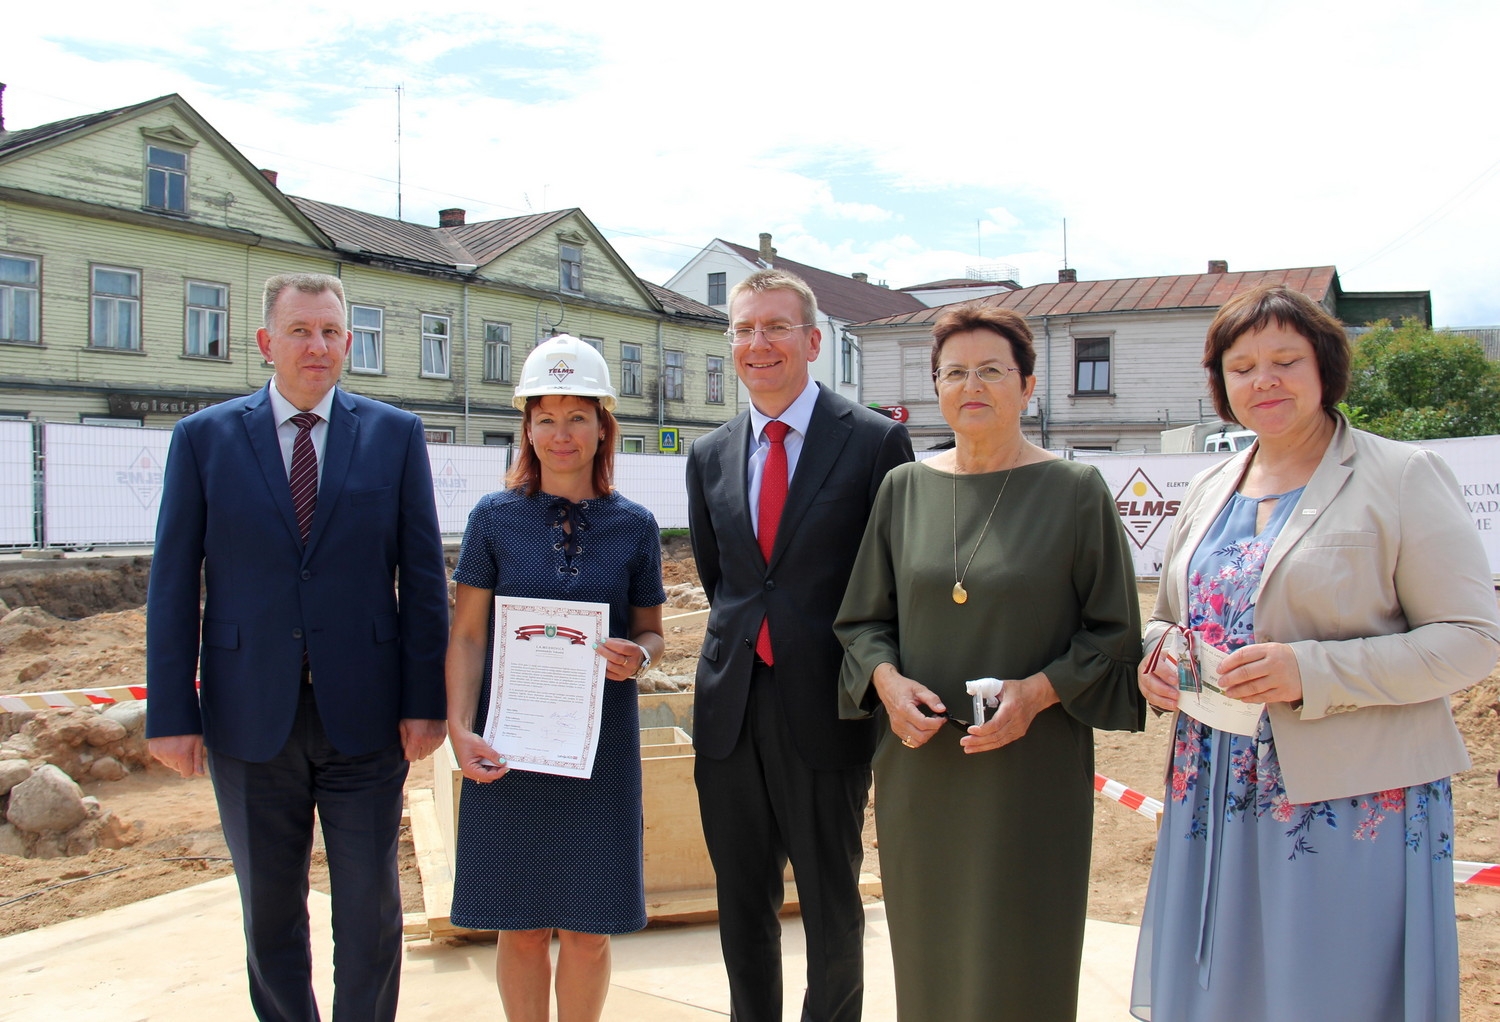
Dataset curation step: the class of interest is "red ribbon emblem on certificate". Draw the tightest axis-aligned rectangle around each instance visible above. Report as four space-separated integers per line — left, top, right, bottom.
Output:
513 624 589 645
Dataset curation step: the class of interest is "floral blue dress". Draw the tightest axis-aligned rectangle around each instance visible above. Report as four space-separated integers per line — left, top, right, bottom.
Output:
1131 488 1460 1022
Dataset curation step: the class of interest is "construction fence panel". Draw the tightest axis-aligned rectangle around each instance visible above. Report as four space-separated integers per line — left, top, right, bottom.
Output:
0 421 35 545
43 423 170 546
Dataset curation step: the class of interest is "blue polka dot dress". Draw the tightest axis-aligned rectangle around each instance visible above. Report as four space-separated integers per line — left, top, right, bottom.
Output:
448 487 666 934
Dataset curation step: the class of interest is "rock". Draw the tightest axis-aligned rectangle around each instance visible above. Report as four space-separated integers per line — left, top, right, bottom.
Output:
88 756 127 781
0 822 26 856
31 834 67 858
0 596 10 617
5 763 87 833
101 701 147 735
0 605 60 629
0 759 31 795
0 734 37 761
84 716 127 747
67 808 139 853
17 659 51 683
26 709 91 749
664 583 709 610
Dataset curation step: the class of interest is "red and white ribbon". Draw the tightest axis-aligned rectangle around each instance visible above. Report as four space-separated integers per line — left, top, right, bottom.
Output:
1094 772 1164 821
0 685 149 712
1453 861 1500 888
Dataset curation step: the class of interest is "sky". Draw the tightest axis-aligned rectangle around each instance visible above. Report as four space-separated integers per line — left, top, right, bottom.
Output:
5 0 1499 325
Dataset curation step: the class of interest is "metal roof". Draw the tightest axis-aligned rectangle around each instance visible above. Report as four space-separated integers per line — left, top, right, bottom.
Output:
717 240 927 323
853 267 1339 328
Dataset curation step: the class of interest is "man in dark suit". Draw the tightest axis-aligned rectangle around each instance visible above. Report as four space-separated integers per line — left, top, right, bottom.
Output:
146 272 448 1022
687 268 913 1021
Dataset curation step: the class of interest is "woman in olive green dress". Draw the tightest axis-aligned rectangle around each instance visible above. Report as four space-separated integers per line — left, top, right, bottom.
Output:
834 303 1144 1021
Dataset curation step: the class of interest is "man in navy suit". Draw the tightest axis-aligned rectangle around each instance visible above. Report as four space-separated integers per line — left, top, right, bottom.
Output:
687 269 912 1021
146 272 448 1021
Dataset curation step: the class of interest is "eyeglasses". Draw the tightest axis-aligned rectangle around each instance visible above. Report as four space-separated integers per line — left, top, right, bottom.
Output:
725 324 813 345
933 363 1022 387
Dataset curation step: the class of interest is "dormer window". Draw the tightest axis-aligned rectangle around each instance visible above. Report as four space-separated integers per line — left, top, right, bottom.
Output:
559 243 583 292
147 145 188 213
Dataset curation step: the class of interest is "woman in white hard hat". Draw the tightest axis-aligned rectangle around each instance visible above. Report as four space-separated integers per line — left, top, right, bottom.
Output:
445 334 666 1022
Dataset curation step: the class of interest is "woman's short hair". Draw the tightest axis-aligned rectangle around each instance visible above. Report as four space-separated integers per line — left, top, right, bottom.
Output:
504 396 619 497
930 304 1036 387
1203 284 1351 423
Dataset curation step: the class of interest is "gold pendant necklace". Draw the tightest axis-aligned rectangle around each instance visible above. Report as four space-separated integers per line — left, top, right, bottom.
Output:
952 451 1022 605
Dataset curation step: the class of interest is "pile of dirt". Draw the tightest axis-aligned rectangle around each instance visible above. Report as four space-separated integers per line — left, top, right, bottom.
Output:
0 556 1495 1017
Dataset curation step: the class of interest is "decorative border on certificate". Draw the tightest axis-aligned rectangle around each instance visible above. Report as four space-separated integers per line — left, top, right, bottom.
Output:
484 596 609 778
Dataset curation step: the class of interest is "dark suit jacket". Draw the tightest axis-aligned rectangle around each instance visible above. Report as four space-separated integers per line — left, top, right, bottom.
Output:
145 384 448 762
687 384 913 771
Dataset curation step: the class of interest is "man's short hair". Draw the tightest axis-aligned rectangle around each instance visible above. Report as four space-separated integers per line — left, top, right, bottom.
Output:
728 269 818 327
263 273 347 329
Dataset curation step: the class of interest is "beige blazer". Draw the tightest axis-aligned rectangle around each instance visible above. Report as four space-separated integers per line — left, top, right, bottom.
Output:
1147 415 1500 804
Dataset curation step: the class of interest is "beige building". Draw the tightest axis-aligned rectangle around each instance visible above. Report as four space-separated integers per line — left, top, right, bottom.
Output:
0 93 731 451
851 263 1432 453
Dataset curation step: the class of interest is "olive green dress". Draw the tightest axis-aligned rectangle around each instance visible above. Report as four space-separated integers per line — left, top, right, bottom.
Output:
835 458 1144 1022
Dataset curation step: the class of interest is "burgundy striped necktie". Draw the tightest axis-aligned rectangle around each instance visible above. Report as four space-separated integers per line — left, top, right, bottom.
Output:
755 420 791 665
289 412 319 544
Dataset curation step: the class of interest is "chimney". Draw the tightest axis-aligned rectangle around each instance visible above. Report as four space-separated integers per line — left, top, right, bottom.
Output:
852 272 868 284
259 168 278 187
758 232 776 265
439 208 467 228
0 83 7 132
1207 259 1228 274
1058 268 1078 283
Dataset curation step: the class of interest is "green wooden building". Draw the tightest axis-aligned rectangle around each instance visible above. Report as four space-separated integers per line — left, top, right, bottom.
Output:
0 93 732 450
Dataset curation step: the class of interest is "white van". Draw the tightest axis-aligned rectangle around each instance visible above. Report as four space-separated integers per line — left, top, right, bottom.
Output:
1204 429 1256 454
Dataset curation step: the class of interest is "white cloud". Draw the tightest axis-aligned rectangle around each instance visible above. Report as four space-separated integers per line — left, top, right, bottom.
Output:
6 0 1500 322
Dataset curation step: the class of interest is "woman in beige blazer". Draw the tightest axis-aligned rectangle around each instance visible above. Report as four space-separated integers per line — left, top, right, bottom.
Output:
1129 284 1500 1022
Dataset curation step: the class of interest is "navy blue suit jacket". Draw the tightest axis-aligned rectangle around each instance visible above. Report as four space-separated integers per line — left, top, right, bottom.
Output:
145 384 448 762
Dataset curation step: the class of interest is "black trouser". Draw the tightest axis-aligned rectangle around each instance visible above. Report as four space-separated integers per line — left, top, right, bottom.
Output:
695 661 872 1022
209 685 408 1022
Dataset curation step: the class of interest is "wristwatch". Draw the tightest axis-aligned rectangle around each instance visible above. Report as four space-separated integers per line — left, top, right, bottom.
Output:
636 644 653 671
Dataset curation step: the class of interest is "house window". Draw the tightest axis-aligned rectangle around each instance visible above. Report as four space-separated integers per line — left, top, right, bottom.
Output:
621 436 644 453
901 346 931 401
621 343 642 396
663 350 685 401
559 244 583 292
91 266 141 350
421 314 451 378
424 427 454 444
1074 337 1111 394
841 336 855 384
581 335 604 354
707 272 726 305
0 254 39 344
146 145 188 214
482 431 513 446
184 281 228 358
707 355 724 404
483 322 512 382
350 305 383 373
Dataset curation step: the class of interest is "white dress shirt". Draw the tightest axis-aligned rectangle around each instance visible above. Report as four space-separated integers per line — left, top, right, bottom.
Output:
267 380 337 487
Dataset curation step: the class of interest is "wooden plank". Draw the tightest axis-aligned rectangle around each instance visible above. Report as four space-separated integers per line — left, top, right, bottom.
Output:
408 788 461 939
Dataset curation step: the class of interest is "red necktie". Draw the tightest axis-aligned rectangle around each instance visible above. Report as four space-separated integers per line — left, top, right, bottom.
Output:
289 412 319 545
755 420 791 665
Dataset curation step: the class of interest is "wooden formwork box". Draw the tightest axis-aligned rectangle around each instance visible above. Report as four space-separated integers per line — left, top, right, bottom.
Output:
408 684 879 937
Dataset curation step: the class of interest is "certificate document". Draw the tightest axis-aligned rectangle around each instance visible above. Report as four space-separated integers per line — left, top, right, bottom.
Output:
483 596 609 778
1179 640 1265 737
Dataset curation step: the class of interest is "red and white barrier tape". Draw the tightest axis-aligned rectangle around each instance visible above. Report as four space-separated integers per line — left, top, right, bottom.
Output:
0 685 148 712
1094 772 1500 888
1094 772 1164 821
1454 861 1500 888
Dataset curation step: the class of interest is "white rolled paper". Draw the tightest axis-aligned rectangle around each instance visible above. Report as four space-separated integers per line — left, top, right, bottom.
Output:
965 677 1005 725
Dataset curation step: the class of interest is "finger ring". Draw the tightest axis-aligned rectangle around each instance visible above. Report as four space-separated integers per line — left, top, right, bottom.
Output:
901 736 915 748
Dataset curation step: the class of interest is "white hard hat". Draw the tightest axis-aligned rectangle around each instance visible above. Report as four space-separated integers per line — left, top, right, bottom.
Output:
513 334 617 412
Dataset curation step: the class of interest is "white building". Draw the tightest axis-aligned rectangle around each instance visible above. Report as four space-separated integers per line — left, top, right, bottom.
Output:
665 234 927 404
852 262 1432 453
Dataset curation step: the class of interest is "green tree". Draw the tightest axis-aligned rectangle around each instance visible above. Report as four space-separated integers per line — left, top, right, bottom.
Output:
1343 319 1500 440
